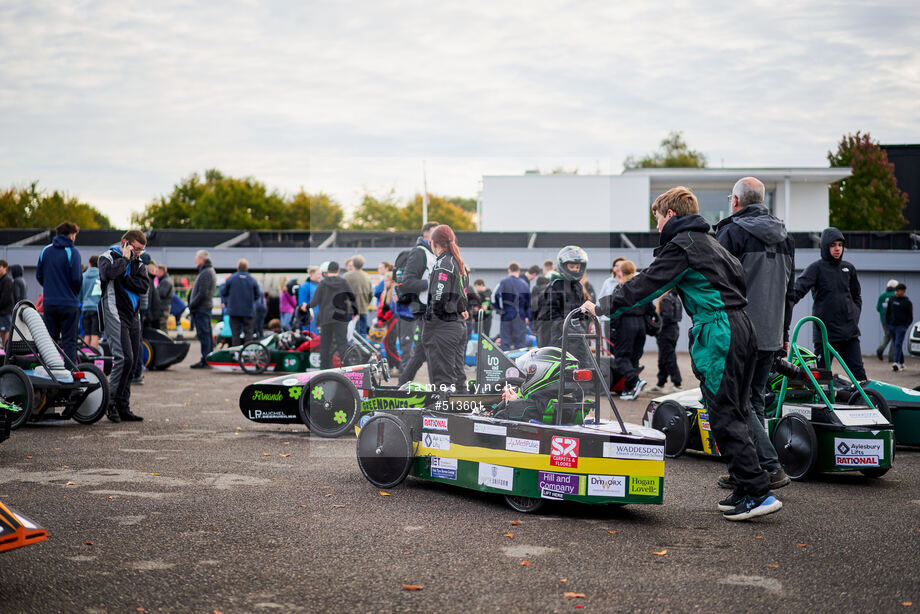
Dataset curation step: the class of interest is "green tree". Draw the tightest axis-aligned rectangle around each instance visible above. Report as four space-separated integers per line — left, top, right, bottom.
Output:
447 196 478 214
285 190 344 230
0 181 111 229
624 131 707 168
399 194 477 231
132 169 286 229
347 193 404 230
828 132 908 231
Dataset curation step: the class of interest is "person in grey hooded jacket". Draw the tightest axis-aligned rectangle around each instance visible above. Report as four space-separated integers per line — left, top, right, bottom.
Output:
715 177 795 490
793 227 866 380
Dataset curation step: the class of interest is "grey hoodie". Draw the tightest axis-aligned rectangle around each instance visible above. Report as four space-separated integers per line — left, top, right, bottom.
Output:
715 204 796 351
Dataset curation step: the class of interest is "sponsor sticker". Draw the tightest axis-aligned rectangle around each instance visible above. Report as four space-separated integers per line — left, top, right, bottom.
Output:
422 433 450 451
474 422 507 437
477 463 513 491
251 390 284 402
783 404 812 420
538 471 581 500
506 437 541 454
423 416 449 431
603 441 664 461
834 437 883 467
248 409 293 420
628 476 660 496
359 414 372 428
835 409 887 426
550 436 579 468
431 457 458 480
282 378 300 386
587 474 626 497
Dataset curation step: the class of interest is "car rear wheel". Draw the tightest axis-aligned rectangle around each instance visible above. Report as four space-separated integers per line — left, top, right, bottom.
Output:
0 365 34 430
300 372 361 437
356 413 413 488
772 414 817 480
239 342 271 374
650 400 689 458
72 363 110 424
504 495 545 514
847 389 892 422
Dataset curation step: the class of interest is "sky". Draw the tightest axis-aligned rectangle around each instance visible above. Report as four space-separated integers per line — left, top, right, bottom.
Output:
1 0 918 227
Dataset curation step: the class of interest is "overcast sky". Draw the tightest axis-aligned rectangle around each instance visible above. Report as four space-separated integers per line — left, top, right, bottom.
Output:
1 1 918 226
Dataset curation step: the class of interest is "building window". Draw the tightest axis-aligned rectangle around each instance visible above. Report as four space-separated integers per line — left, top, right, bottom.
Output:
648 188 776 226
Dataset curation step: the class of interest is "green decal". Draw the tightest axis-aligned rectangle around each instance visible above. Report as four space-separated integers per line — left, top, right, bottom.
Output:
578 475 586 496
311 385 324 400
628 476 659 496
481 339 493 351
333 410 347 424
361 395 428 412
289 386 303 400
251 390 283 402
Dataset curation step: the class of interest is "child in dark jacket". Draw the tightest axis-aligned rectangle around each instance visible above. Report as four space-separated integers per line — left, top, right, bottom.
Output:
651 289 682 392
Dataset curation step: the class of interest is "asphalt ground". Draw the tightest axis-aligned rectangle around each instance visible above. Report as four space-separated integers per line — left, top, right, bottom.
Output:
1 343 919 613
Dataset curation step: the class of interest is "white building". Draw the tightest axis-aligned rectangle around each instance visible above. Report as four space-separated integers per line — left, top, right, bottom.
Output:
481 167 852 232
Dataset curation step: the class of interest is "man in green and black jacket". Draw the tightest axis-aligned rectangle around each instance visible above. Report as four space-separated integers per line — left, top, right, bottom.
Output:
584 186 782 521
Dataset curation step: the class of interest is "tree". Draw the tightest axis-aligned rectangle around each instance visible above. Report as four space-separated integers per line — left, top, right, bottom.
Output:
624 131 707 168
347 193 404 230
828 132 908 231
398 194 477 231
447 196 478 214
284 190 344 230
0 181 112 229
131 169 286 230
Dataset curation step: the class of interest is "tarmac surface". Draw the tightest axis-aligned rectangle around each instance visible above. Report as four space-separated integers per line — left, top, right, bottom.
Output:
1 341 918 613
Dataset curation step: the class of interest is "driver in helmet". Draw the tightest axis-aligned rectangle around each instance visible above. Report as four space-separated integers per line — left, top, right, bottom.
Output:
544 245 591 365
494 347 585 425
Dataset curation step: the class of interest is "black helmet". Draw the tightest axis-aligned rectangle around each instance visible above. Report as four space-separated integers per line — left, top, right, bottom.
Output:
557 245 588 281
515 347 578 398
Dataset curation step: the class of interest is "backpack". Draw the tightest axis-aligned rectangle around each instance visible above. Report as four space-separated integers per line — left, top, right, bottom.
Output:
393 249 414 305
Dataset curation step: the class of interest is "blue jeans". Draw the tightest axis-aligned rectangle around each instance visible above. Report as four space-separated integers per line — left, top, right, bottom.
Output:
499 317 526 350
280 312 293 331
190 311 212 361
890 324 908 364
356 313 369 338
43 304 80 365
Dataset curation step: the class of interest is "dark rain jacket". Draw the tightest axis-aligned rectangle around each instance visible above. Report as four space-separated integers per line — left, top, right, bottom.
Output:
794 228 861 342
0 273 13 316
886 295 913 327
220 270 260 318
98 246 151 322
494 274 531 321
715 204 796 350
546 274 587 345
425 254 468 322
11 264 26 304
396 237 436 317
596 214 749 395
307 275 357 326
189 260 216 314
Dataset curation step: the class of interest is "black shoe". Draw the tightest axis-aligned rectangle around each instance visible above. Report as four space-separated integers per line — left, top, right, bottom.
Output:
876 349 884 361
119 410 144 422
133 377 144 385
718 469 790 490
723 491 782 521
190 361 209 369
106 410 121 423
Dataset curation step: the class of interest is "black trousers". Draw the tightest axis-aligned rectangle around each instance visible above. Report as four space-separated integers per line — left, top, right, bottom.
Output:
612 316 645 388
111 317 141 411
656 324 681 386
398 317 427 386
229 315 253 347
815 337 867 381
692 310 769 498
423 318 467 392
319 321 348 370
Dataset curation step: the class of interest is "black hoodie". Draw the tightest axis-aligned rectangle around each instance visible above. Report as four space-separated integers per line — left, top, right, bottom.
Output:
794 227 861 342
10 264 26 304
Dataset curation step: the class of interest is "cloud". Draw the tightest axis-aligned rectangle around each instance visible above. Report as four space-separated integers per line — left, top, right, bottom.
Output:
0 0 918 225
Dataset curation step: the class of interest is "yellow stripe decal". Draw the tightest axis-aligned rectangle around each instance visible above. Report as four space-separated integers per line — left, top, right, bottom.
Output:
417 441 665 477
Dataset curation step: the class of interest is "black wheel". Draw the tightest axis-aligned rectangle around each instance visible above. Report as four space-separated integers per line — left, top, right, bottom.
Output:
772 414 817 480
504 495 545 514
650 400 690 458
0 365 34 429
239 342 271 374
847 389 892 422
356 413 413 488
72 363 110 424
300 372 361 437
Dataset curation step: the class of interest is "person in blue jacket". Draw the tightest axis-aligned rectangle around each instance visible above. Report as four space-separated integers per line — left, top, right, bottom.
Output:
78 254 103 349
494 262 531 350
36 221 83 363
220 259 261 346
297 266 321 334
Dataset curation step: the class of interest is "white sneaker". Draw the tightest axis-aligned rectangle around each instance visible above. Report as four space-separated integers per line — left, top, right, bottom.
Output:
647 384 666 394
620 379 647 401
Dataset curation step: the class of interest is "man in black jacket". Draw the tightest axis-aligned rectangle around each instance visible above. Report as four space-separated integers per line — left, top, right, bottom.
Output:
189 250 217 368
0 260 13 345
396 222 438 386
307 261 357 369
794 228 866 381
98 230 150 422
715 177 793 490
886 283 912 371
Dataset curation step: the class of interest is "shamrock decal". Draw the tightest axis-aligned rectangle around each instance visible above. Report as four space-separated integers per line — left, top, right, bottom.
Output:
333 410 347 425
289 386 303 400
481 339 493 351
311 384 324 400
